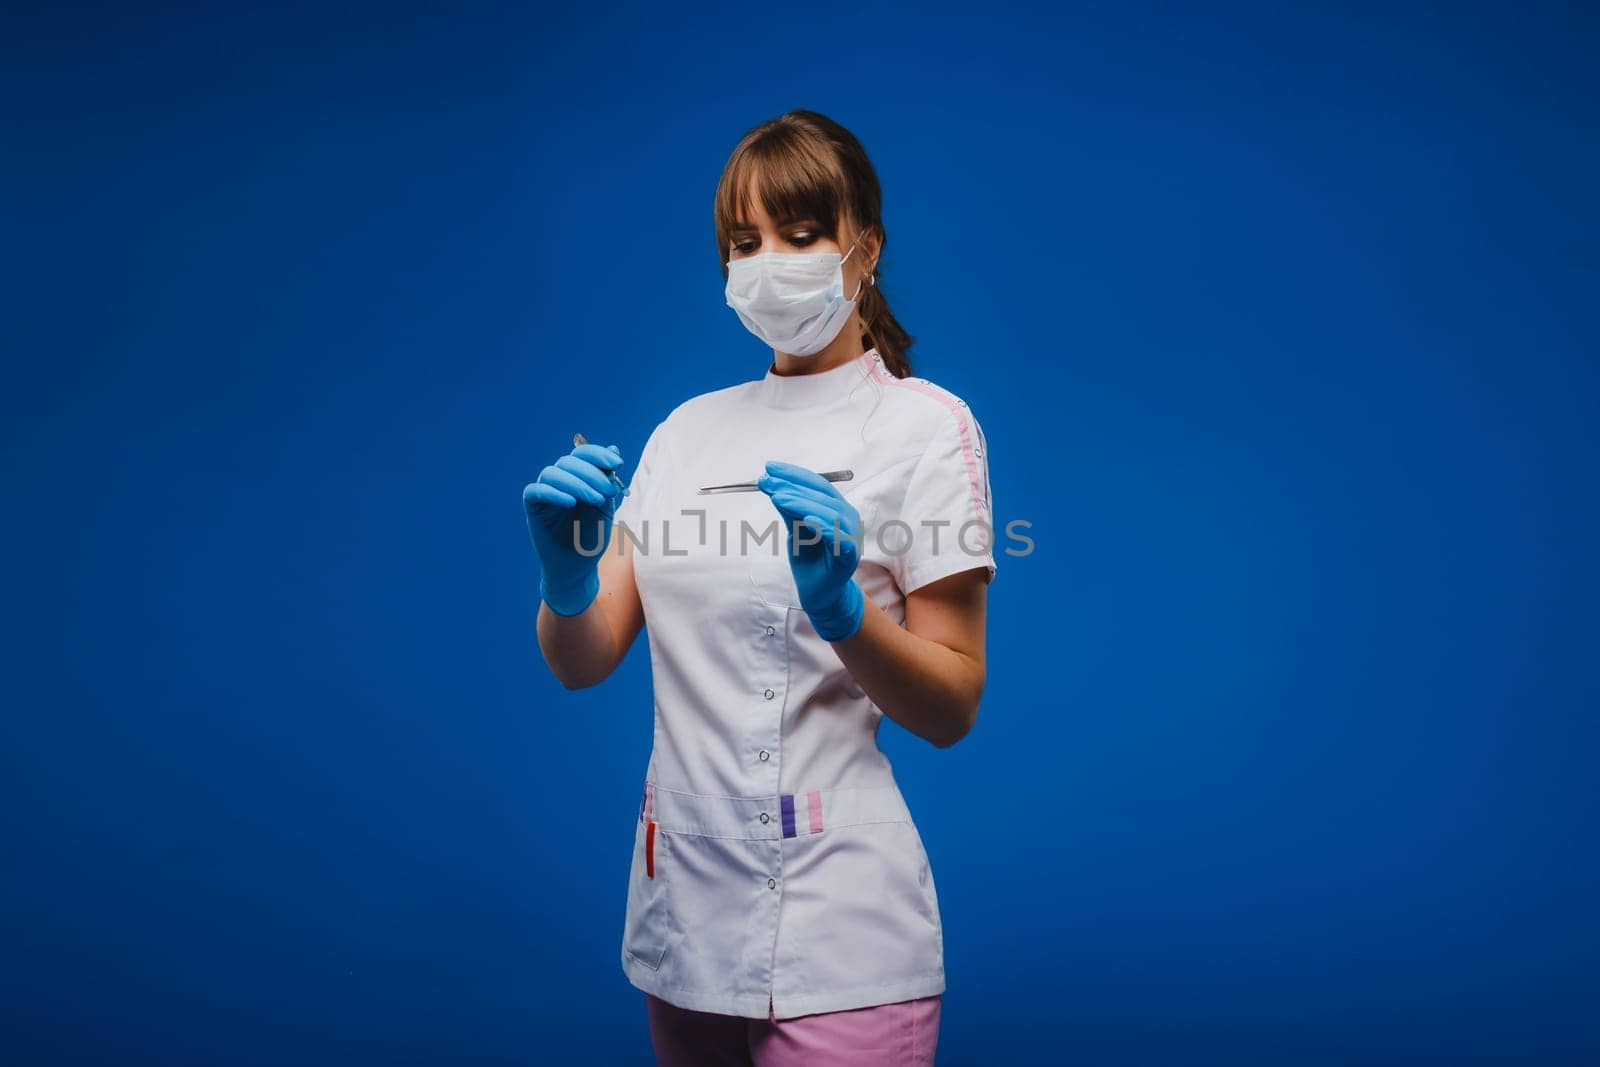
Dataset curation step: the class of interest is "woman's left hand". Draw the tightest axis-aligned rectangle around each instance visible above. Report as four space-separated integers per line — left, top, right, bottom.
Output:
758 460 866 642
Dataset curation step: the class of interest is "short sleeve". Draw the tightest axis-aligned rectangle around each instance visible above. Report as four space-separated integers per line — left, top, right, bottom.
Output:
887 403 997 595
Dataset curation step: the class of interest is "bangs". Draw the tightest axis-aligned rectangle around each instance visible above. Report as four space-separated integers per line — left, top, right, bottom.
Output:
715 126 847 262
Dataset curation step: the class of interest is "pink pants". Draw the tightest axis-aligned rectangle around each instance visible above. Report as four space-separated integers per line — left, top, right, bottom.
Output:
645 991 942 1066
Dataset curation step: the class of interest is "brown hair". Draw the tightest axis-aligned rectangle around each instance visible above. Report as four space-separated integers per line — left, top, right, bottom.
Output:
713 109 916 378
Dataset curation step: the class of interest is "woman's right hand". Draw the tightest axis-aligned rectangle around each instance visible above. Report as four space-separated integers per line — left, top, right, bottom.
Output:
523 441 626 617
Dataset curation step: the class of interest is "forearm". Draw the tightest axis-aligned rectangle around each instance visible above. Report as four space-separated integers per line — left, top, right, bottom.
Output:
536 595 618 690
830 595 982 748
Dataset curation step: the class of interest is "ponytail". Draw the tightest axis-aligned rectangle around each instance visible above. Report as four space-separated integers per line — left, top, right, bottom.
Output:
857 255 914 378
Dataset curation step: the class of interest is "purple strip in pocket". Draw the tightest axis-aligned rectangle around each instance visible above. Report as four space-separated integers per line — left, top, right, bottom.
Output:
780 793 796 838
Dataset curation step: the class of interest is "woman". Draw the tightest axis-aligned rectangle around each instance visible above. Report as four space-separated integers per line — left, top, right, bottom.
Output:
524 110 996 1066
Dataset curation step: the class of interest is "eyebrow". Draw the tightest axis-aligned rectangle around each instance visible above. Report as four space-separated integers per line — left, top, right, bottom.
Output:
729 214 820 232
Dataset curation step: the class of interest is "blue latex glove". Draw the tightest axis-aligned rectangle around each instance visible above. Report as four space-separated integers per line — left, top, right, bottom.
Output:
523 441 626 616
757 460 866 642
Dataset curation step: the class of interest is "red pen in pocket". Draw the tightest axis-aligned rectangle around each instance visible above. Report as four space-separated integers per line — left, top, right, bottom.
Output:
646 820 657 879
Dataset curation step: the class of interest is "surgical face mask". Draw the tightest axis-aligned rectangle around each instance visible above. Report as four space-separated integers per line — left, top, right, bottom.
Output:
724 237 865 357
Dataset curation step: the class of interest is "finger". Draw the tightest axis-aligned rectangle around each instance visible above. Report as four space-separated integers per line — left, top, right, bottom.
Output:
760 473 856 531
766 496 826 548
764 492 804 527
542 464 606 506
768 487 836 524
524 481 578 511
800 507 856 543
573 443 624 471
804 514 859 563
763 461 843 499
772 485 855 533
772 495 852 545
554 454 618 500
760 476 838 516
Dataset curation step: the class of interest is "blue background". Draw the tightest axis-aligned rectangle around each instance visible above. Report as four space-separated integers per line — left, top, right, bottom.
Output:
6 3 1597 1064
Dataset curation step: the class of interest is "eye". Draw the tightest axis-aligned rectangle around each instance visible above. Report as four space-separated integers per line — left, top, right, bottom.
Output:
730 231 820 256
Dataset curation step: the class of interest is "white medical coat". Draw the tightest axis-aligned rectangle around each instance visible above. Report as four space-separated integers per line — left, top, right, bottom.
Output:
613 347 997 1020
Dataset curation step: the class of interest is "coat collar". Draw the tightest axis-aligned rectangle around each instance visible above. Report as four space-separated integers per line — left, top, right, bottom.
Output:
752 347 881 410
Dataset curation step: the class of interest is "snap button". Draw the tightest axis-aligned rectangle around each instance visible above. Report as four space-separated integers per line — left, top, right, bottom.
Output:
766 624 776 636
957 399 967 406
760 812 770 824
764 688 775 700
767 877 777 889
974 448 983 458
759 750 770 761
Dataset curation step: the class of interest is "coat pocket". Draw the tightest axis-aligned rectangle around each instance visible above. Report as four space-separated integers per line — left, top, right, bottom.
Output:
624 818 673 970
896 819 943 940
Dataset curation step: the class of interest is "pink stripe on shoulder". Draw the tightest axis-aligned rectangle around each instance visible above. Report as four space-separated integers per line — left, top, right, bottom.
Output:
868 356 989 520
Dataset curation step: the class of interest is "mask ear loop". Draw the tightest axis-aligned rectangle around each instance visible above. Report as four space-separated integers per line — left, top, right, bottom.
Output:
841 235 873 302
